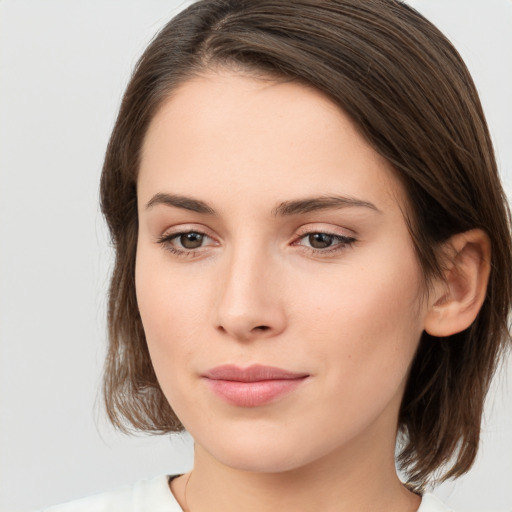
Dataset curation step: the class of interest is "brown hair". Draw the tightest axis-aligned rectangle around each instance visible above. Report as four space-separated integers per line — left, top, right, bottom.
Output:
100 0 512 489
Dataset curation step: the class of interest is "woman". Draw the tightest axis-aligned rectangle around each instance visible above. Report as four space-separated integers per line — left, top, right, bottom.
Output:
44 0 512 510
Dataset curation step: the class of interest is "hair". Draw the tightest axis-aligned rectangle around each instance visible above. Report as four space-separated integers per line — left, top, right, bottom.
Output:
100 0 512 490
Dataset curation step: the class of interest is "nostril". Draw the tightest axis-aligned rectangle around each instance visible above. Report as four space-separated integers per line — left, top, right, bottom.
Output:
254 325 270 331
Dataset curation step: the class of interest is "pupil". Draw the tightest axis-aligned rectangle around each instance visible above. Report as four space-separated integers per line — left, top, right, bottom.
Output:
309 233 333 249
181 232 203 249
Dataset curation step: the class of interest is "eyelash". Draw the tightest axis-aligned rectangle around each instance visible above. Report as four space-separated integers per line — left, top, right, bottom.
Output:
293 232 356 255
156 231 215 259
156 230 356 258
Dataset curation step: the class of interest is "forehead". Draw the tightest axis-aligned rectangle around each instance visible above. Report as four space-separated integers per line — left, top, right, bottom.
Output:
138 70 407 216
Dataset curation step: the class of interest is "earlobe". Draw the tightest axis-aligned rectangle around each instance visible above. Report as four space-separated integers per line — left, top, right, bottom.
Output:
424 229 491 337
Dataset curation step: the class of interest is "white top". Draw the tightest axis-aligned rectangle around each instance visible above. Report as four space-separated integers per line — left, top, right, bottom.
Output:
38 474 453 512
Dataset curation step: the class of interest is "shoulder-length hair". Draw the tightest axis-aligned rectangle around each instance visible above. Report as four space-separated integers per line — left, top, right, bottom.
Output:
100 0 512 489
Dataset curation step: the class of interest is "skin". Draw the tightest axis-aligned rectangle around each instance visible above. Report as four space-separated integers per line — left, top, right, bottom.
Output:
135 69 486 512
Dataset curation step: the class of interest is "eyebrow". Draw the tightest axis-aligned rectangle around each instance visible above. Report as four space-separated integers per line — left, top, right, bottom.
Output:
145 193 215 214
271 195 380 216
145 193 380 216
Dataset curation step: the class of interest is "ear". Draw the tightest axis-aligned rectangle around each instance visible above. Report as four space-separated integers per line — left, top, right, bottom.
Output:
424 229 491 337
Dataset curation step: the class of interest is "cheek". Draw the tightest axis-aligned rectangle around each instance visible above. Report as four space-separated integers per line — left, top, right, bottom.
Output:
134 242 227 424
291 245 425 385
136 237 211 327
281 255 425 447
135 246 204 370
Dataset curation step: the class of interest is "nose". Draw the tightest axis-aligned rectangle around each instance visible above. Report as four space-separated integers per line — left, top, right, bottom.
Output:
214 244 287 342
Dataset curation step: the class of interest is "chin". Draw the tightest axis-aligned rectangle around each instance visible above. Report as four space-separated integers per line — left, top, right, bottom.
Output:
213 445 309 474
193 425 337 474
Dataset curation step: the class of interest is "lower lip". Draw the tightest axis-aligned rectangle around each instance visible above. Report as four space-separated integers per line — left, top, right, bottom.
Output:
204 378 307 407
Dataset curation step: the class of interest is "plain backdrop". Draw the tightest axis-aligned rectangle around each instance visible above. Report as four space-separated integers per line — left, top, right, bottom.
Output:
0 1 511 511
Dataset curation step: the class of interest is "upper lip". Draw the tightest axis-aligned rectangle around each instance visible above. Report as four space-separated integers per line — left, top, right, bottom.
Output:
203 364 309 382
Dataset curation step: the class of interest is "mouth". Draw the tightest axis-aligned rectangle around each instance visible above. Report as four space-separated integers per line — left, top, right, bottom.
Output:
202 364 309 407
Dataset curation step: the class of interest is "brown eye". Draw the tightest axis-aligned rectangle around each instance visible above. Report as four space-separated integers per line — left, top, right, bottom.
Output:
308 233 334 249
179 232 204 249
296 231 356 254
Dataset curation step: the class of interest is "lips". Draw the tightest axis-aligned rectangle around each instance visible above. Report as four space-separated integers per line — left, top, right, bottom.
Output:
202 364 309 407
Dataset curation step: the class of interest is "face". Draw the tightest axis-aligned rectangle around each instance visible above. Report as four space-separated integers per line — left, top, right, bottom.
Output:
136 70 429 474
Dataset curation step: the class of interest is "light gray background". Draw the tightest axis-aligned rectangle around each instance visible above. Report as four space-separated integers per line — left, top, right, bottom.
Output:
0 1 511 511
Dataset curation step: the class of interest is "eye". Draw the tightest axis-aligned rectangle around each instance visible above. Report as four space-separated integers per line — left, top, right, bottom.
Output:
305 233 337 249
295 231 356 253
175 232 206 249
156 229 216 257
